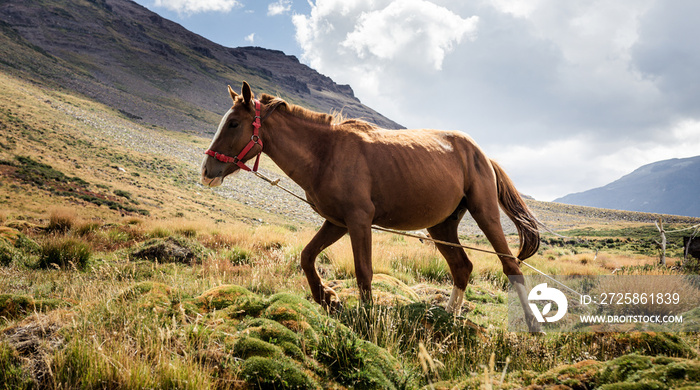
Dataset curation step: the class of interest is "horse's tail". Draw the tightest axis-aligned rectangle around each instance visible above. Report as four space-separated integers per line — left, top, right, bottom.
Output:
490 159 540 260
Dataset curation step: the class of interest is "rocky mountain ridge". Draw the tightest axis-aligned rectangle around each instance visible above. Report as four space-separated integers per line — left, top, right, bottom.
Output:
0 0 402 134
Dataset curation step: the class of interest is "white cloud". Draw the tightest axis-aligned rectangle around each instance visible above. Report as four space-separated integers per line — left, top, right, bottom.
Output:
340 0 478 70
245 33 255 44
294 0 477 73
268 0 292 16
293 0 700 200
153 0 241 15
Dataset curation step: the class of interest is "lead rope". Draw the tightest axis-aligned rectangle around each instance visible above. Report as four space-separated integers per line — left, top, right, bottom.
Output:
253 170 584 299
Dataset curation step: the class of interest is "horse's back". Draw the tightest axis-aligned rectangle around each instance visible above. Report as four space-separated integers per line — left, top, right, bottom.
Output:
330 127 492 229
360 127 490 184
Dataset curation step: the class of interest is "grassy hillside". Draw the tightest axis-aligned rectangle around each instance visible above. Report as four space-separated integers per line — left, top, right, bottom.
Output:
2 72 700 389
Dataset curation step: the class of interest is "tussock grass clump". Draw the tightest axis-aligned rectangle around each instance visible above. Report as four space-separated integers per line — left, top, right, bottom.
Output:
74 221 101 237
46 209 76 234
37 236 91 270
176 226 198 238
147 226 172 238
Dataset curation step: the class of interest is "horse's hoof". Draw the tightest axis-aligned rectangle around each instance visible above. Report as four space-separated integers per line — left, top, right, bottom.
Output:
528 324 545 334
322 299 343 314
330 299 344 313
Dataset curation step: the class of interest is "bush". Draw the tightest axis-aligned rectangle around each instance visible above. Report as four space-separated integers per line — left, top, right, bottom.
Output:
37 237 91 270
113 189 131 199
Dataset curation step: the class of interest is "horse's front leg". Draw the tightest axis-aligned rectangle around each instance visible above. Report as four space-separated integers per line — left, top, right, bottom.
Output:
346 213 374 304
301 220 347 310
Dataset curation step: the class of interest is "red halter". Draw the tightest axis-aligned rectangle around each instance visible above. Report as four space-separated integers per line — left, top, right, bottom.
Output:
205 100 263 172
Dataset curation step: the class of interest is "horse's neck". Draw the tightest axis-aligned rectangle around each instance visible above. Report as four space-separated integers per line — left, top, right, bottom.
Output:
262 113 331 190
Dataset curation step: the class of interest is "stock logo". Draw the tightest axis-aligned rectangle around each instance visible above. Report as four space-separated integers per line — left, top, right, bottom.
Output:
528 283 568 323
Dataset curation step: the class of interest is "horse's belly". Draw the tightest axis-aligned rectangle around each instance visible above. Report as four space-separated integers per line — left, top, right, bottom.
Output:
372 185 464 230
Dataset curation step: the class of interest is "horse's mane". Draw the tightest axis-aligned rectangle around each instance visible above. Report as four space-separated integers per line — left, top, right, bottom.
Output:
257 94 378 131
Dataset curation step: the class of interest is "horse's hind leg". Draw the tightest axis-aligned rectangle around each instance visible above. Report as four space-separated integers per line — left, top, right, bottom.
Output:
465 186 542 332
427 204 473 315
301 220 347 310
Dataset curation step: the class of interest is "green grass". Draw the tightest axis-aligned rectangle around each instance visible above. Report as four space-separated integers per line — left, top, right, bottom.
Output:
8 155 88 187
555 225 696 258
2 156 150 216
1 213 699 389
0 342 33 390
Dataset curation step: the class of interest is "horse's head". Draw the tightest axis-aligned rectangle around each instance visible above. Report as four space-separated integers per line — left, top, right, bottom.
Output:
201 82 262 187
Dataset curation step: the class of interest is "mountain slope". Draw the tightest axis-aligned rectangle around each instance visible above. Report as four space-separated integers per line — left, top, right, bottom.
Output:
0 0 402 134
554 155 700 217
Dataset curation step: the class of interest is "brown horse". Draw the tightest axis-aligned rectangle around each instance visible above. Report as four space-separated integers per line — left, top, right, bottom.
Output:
202 82 542 331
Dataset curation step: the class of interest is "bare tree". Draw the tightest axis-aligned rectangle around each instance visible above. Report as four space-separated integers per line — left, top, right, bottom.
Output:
684 227 700 266
655 218 666 266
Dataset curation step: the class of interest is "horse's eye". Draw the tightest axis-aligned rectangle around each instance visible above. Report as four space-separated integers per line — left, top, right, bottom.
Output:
229 121 239 129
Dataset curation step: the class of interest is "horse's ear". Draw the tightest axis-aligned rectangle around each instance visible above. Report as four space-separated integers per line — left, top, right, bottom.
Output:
228 85 238 103
242 81 254 105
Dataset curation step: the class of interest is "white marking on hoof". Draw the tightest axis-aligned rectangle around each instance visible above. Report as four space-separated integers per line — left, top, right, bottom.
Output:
446 286 465 315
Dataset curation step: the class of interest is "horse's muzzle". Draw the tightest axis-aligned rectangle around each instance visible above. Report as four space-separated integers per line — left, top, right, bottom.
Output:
201 156 225 187
201 174 223 188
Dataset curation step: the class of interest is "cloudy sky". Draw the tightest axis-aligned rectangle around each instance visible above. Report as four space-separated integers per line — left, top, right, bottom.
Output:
133 0 700 201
